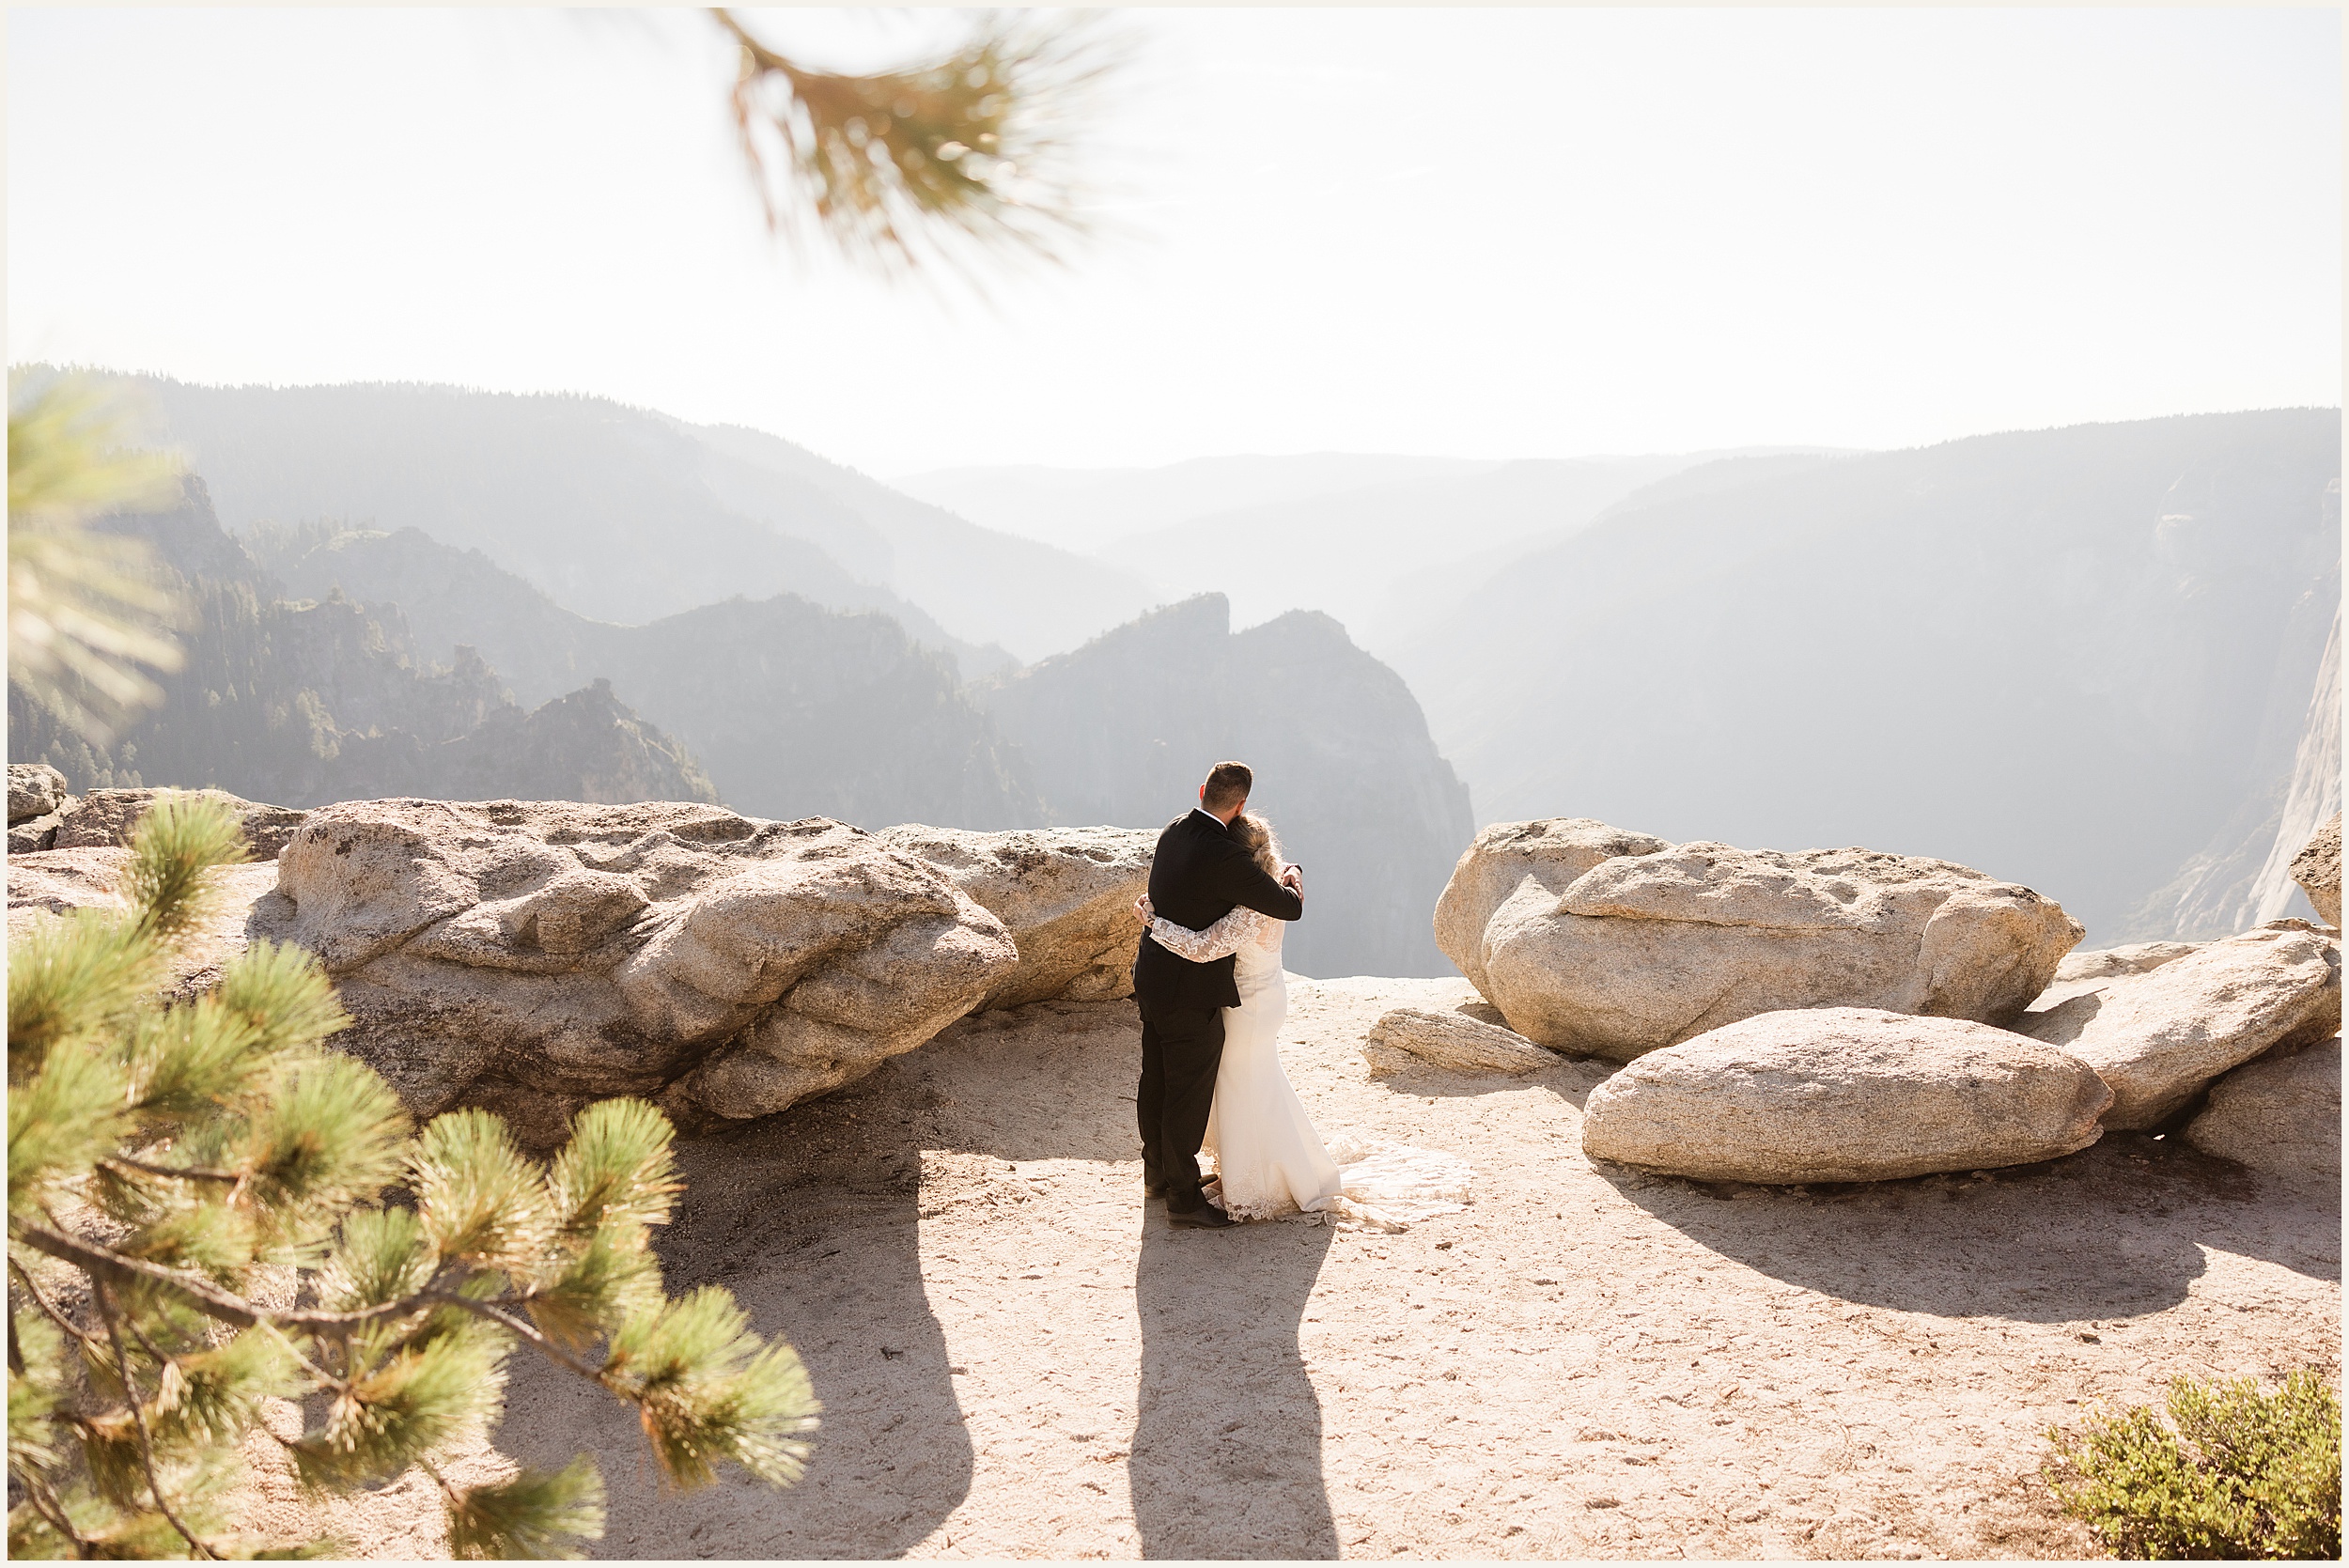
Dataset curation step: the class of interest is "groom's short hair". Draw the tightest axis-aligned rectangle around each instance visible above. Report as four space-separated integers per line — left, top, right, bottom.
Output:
1202 761 1252 813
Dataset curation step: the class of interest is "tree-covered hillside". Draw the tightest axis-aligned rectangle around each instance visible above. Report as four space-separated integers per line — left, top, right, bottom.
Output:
257 523 1050 831
8 478 714 808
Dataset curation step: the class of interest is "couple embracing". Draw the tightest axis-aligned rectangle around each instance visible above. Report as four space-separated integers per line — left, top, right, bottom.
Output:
1130 759 1466 1232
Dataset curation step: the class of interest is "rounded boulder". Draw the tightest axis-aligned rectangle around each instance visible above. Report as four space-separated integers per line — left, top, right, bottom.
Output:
1580 1006 2114 1184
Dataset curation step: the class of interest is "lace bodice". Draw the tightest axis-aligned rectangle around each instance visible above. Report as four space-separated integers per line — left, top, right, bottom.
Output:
1148 904 1283 962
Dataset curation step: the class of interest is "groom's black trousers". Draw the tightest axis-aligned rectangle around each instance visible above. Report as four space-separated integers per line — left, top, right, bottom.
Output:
1135 998 1225 1212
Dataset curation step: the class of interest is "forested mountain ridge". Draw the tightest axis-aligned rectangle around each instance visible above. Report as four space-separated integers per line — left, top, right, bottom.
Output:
1389 409 2343 943
8 478 714 808
976 594 1474 977
257 522 1050 831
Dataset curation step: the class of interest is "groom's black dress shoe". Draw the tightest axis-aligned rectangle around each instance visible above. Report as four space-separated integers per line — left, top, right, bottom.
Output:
1167 1202 1236 1230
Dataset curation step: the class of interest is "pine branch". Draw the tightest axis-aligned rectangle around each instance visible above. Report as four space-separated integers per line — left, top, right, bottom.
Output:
254 1319 351 1396
16 1222 420 1333
709 7 1114 276
419 1291 608 1387
93 1281 217 1560
8 1256 104 1350
22 1225 643 1392
101 1154 246 1186
17 1471 96 1559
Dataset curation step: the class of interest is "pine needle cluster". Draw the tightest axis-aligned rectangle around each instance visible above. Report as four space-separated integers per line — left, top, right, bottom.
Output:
8 794 818 1559
713 8 1120 275
7 372 191 745
2043 1369 2341 1560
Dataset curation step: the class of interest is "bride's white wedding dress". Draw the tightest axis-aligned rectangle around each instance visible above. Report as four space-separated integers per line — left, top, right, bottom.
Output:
1147 904 1471 1230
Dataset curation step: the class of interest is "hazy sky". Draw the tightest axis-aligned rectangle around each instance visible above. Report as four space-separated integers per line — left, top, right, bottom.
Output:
9 7 2340 476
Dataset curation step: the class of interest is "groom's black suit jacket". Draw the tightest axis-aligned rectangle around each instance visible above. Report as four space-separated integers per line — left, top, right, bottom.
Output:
1131 809 1305 1013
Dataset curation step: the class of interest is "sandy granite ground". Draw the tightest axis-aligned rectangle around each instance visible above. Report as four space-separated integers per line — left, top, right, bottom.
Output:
435 975 2338 1560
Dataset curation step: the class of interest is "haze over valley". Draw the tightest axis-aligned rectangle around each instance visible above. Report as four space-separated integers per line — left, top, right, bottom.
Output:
9 369 2336 973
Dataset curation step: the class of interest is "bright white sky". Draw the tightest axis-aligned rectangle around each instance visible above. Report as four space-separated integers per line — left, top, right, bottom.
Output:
8 6 2340 476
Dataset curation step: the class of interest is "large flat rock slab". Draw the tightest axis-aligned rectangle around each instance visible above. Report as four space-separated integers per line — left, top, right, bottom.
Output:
272 799 1019 1139
878 824 1153 1008
1580 1006 2113 1183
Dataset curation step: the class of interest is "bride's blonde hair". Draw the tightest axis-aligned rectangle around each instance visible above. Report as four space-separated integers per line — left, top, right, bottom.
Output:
1230 812 1283 878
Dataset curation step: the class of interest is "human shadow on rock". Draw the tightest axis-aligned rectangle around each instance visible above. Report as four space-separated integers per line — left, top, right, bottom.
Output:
497 1065 972 1560
1594 1142 2226 1323
1129 1214 1339 1560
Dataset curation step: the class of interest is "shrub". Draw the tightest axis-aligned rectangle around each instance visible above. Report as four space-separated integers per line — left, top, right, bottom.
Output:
2043 1368 2341 1560
7 793 818 1558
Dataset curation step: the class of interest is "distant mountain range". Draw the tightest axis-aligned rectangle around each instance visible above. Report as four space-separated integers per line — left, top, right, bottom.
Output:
894 448 1849 638
256 523 1049 831
896 454 1510 553
1382 410 2342 942
12 365 2338 968
256 526 1471 975
39 369 1159 666
8 479 715 811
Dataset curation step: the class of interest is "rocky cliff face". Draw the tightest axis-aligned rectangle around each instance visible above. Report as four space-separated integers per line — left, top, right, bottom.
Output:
2128 586 2341 936
974 595 1474 977
7 479 713 809
257 523 1048 831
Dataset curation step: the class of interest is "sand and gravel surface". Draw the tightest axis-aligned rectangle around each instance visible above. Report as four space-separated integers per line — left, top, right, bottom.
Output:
455 976 2335 1559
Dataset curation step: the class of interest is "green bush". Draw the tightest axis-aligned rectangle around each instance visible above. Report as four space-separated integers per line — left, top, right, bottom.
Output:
2043 1369 2341 1560
7 794 817 1558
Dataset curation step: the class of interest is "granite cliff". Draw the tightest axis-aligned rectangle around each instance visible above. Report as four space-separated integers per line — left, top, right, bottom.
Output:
976 595 1474 977
257 523 1049 831
8 479 711 809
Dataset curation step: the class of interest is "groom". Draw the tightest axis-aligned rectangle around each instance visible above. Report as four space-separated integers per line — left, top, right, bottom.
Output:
1131 760 1305 1230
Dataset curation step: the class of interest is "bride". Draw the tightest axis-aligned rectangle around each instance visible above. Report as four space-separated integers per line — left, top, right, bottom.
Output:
1138 813 1470 1228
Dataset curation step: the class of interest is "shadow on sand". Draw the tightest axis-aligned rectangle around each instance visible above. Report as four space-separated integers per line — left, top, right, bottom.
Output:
1592 1132 2341 1323
498 1065 974 1560
1130 1211 1338 1559
499 997 1347 1559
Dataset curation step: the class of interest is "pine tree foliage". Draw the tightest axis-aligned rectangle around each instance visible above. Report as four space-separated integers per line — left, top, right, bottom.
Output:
713 8 1120 275
8 796 819 1560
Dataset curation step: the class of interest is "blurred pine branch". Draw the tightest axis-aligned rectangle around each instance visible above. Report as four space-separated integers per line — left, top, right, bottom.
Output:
712 8 1120 276
8 374 190 746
